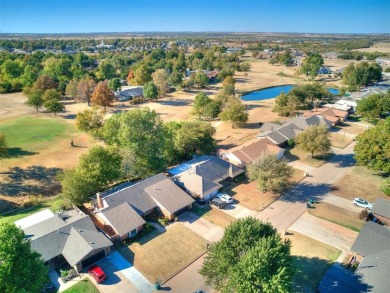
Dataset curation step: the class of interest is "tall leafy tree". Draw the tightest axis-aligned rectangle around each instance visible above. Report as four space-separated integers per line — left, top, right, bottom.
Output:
143 81 158 100
96 61 116 80
247 154 293 193
75 107 104 136
44 98 65 116
108 78 121 92
0 223 47 293
152 69 169 96
25 92 44 112
194 71 209 88
300 53 324 79
168 70 183 87
193 92 212 118
100 108 166 177
295 125 331 158
354 118 390 173
199 217 294 293
219 98 248 128
76 76 96 106
356 93 385 121
91 80 115 111
132 65 152 85
65 79 79 99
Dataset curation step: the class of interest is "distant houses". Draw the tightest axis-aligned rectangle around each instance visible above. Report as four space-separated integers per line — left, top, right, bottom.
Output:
375 57 390 66
323 52 339 59
302 107 349 125
116 86 144 101
318 66 332 74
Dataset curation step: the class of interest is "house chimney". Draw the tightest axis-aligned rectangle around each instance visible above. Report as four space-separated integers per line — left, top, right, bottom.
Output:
96 192 103 209
229 164 234 178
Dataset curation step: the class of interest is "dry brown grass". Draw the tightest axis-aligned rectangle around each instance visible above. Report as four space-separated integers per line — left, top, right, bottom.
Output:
308 202 364 232
284 148 330 167
194 205 236 228
329 132 354 149
123 224 207 283
354 42 390 53
331 166 387 202
283 231 341 293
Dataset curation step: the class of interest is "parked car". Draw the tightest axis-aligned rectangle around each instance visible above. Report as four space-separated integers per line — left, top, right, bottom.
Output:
352 198 373 210
216 193 233 204
210 198 227 209
88 265 107 283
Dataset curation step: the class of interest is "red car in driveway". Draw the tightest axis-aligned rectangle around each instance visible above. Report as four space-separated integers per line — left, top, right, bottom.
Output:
88 265 107 283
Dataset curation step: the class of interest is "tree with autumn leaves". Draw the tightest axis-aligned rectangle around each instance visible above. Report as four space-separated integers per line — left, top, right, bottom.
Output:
91 80 115 111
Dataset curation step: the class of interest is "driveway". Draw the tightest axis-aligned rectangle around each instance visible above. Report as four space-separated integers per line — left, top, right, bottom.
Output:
288 213 358 251
178 211 224 242
91 256 139 293
161 255 213 293
321 193 362 213
222 202 257 219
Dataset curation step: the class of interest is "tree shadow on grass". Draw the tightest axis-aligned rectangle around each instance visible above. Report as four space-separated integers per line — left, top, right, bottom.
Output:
5 148 38 158
329 153 356 168
281 182 332 203
0 165 62 197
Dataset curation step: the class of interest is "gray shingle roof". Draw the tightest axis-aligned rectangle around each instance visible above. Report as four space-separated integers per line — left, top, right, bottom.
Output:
259 122 282 132
266 130 289 145
351 222 390 257
102 203 146 237
24 212 112 265
145 179 194 214
276 123 302 140
286 116 332 130
372 198 390 219
177 171 222 197
356 249 390 293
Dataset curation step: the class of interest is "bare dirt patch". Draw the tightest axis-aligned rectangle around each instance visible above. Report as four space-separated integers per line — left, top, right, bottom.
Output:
331 166 387 202
329 132 354 149
120 224 207 283
308 202 364 232
354 42 390 53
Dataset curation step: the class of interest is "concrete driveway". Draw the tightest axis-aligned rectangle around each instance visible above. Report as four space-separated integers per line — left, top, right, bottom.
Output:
161 255 213 293
91 256 138 293
178 211 224 242
222 202 258 219
288 213 358 251
321 193 362 213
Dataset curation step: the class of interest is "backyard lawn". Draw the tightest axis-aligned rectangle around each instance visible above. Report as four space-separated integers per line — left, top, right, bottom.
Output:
0 196 65 224
62 279 99 293
119 223 207 283
331 166 387 202
283 231 341 292
308 202 364 232
191 204 235 228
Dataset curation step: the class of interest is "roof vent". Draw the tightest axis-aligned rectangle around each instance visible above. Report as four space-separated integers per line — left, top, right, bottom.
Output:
89 242 94 245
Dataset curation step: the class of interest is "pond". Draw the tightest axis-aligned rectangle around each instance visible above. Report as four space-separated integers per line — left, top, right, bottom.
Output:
241 85 339 101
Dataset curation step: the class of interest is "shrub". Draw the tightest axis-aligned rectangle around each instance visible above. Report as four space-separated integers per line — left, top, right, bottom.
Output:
158 217 169 226
359 209 369 221
287 139 295 147
380 178 390 196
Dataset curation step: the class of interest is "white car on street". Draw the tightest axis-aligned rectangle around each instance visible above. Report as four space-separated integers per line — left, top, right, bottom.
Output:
216 193 233 204
352 198 373 209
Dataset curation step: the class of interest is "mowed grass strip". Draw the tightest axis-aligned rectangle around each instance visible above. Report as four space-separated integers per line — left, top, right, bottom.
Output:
0 196 65 224
123 224 207 283
62 279 99 293
0 116 73 152
283 231 341 293
192 205 235 228
331 166 387 202
308 202 364 232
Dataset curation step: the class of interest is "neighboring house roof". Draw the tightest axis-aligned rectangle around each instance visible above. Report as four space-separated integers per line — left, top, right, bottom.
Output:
286 115 333 130
259 122 282 132
351 222 390 257
266 129 290 145
101 173 194 217
229 139 283 165
355 249 390 293
372 198 390 219
19 210 112 266
169 155 244 197
117 86 143 99
102 203 146 237
276 123 302 140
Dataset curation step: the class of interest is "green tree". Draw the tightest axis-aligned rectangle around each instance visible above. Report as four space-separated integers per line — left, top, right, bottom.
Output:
295 125 331 158
300 53 324 79
354 118 390 173
380 178 390 196
194 71 209 88
76 107 105 135
0 223 47 293
132 65 152 86
120 148 140 181
203 100 222 119
0 132 7 157
356 93 385 121
25 91 43 111
1 59 24 80
22 65 38 86
65 79 79 99
96 61 116 80
91 80 115 111
42 88 62 101
44 98 65 116
219 98 248 128
168 70 183 87
143 81 158 100
222 76 235 86
273 93 299 117
152 68 169 96
193 92 212 118
108 78 121 92
100 108 166 177
247 154 293 193
199 217 294 293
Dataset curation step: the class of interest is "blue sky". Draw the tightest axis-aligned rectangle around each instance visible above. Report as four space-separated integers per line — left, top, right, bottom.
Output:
1 0 389 34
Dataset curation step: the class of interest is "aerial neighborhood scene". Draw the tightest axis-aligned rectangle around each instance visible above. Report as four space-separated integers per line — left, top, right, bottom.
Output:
1 0 390 292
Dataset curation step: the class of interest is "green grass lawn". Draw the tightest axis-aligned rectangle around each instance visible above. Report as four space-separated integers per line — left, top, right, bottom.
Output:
62 279 99 293
0 196 65 225
0 116 73 155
